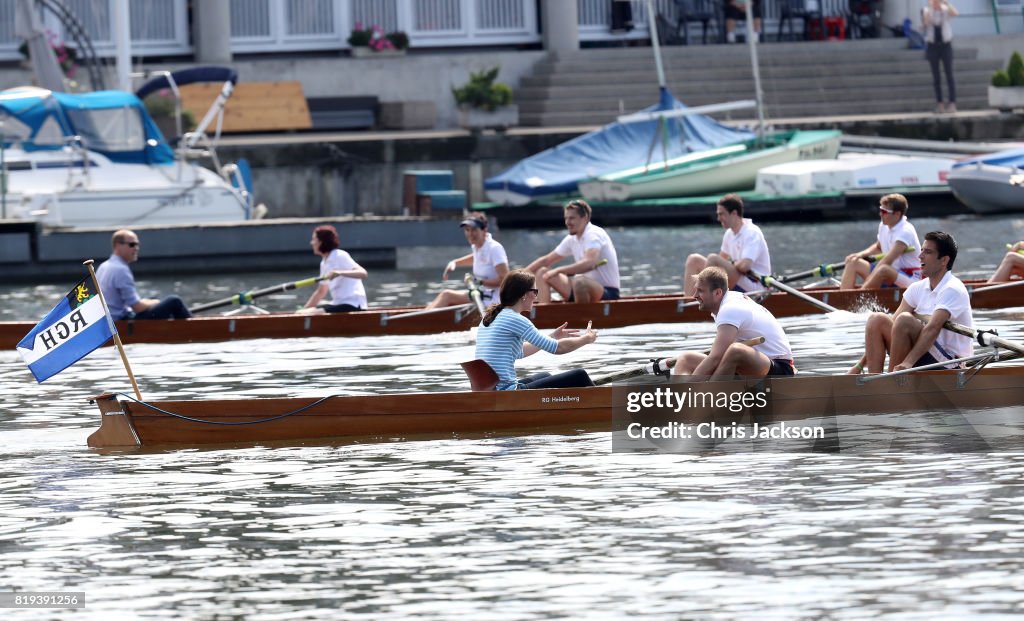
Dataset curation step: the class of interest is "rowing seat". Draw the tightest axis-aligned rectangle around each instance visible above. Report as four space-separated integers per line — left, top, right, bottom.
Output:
460 359 499 391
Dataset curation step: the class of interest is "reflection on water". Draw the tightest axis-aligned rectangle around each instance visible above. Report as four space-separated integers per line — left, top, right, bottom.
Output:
2 218 1024 617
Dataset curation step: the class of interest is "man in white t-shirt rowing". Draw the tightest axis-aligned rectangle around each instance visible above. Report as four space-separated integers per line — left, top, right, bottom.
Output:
526 199 621 304
682 194 771 297
671 266 795 380
425 213 509 310
840 193 923 290
848 231 973 374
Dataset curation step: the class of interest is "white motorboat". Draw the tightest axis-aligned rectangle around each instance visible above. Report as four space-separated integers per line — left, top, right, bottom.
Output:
756 153 956 196
0 68 255 228
947 147 1024 214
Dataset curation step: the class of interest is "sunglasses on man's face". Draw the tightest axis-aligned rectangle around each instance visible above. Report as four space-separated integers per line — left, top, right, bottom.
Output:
878 206 894 214
121 241 139 248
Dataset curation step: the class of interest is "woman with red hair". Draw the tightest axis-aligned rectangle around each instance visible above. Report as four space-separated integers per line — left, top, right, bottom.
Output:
301 225 368 313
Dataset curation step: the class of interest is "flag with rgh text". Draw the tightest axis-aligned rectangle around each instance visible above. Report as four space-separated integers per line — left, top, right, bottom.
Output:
16 277 116 382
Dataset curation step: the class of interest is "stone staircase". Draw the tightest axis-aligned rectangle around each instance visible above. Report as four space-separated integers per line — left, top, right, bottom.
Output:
517 39 999 127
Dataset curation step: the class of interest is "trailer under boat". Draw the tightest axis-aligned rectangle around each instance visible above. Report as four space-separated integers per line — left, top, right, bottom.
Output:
87 366 1024 449
4 280 1023 348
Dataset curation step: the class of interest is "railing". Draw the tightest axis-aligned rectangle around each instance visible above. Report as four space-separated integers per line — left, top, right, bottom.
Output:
0 0 984 63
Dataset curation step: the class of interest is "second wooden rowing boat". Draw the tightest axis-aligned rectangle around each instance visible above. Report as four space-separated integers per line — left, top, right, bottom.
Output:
6 279 1022 348
88 366 1024 449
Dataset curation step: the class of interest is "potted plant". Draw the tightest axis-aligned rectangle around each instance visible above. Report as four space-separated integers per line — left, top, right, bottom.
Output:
18 31 78 78
452 66 518 130
989 51 1024 111
348 23 409 58
143 89 196 142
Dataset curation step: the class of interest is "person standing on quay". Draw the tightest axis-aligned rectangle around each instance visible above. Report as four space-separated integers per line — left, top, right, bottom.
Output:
923 0 958 114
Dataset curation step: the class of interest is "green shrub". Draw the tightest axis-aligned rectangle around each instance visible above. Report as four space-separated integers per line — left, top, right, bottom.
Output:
452 67 514 111
993 70 1011 87
1009 51 1024 86
386 31 410 50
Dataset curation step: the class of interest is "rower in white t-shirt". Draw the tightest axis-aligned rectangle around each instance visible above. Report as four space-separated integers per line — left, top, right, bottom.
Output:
526 199 621 304
670 266 795 380
426 213 509 310
682 194 771 296
849 231 973 374
840 193 923 289
301 224 368 314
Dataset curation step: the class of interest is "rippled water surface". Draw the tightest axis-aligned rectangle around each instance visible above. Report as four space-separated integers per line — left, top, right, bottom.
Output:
2 218 1024 618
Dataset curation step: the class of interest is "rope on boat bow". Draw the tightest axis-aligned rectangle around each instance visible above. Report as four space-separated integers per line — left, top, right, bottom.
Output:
113 392 344 425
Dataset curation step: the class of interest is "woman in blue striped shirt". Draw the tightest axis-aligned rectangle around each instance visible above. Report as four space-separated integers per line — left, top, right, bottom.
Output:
475 269 598 390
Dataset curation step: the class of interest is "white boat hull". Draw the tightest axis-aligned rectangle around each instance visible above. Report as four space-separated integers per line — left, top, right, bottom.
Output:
947 164 1024 214
4 149 248 228
579 133 841 201
756 154 955 196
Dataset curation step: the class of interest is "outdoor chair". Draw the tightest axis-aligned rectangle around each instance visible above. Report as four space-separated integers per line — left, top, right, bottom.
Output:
776 0 824 41
673 0 719 45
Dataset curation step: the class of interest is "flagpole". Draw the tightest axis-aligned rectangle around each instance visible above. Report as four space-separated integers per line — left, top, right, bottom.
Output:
84 259 142 400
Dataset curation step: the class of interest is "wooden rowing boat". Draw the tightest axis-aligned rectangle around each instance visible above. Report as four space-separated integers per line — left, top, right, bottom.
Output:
88 366 1024 449
7 279 1022 348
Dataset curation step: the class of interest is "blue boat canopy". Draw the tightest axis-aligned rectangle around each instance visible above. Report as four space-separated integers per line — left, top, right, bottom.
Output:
953 147 1024 170
484 87 755 204
0 87 175 165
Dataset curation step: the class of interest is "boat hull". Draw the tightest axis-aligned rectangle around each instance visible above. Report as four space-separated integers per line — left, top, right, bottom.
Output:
578 131 841 201
88 368 1024 449
947 164 1024 214
4 280 1020 348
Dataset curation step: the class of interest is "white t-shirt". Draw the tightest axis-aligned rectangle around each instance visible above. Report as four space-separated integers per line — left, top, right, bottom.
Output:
714 291 793 360
553 222 620 289
878 216 922 277
721 219 771 293
320 249 367 308
902 271 973 364
472 233 508 301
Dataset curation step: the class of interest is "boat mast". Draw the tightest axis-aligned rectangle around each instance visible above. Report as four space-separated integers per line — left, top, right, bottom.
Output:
112 0 131 91
644 0 667 89
745 2 766 140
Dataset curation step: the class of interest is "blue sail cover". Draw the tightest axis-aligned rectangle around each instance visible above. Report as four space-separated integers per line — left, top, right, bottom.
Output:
953 147 1024 170
0 87 174 165
484 87 755 204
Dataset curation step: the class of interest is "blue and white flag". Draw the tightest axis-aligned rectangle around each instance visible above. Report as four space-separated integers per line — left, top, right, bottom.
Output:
16 278 116 382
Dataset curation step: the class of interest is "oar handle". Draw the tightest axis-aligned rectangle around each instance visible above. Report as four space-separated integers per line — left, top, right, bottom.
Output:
1006 243 1024 256
464 273 487 315
188 275 326 314
778 247 915 284
595 337 765 385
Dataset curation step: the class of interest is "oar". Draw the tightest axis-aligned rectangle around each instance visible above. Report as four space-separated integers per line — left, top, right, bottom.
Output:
465 274 487 316
189 275 327 314
1006 243 1024 255
593 337 765 385
748 272 840 314
380 302 475 323
913 313 1024 356
858 348 1024 383
778 248 915 284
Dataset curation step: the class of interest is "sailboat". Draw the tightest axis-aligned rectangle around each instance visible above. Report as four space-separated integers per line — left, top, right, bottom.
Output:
485 1 839 206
